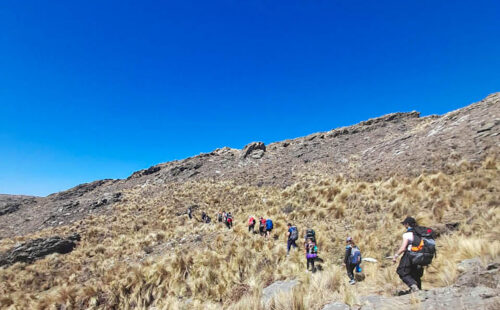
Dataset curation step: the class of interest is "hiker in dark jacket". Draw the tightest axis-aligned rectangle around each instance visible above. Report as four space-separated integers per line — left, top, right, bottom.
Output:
305 237 318 272
344 237 361 284
187 207 192 219
286 223 298 255
393 216 424 292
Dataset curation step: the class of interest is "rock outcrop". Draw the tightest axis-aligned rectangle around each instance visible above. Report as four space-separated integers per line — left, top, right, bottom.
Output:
240 142 266 159
321 257 500 309
0 233 80 267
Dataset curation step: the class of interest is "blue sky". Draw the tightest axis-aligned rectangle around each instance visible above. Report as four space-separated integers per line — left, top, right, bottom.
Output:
1 1 499 196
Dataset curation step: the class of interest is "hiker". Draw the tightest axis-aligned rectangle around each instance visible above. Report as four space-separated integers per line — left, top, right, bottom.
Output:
222 211 227 223
393 216 425 292
265 218 273 238
344 237 361 284
205 215 211 224
217 211 223 223
304 228 316 245
248 216 256 233
259 217 266 236
226 212 233 229
201 211 207 222
287 223 298 255
187 207 192 219
305 237 318 272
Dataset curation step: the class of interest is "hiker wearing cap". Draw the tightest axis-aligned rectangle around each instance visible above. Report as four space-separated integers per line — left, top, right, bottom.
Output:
392 216 424 292
344 237 361 284
286 223 299 255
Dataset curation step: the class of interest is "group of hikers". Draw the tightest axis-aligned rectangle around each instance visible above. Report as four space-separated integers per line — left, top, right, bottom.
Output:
247 216 273 237
187 207 234 228
188 206 435 293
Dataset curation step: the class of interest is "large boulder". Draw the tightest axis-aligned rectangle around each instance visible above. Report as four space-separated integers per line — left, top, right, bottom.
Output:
0 233 80 267
240 142 266 159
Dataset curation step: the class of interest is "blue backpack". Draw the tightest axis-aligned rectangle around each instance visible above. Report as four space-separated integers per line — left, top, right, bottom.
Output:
350 246 361 264
266 219 273 230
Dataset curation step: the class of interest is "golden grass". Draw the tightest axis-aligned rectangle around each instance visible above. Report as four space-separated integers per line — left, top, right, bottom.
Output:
0 157 498 309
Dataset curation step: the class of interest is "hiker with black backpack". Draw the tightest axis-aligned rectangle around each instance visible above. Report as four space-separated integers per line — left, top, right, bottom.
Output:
344 237 361 285
304 228 316 245
286 223 299 255
393 216 436 292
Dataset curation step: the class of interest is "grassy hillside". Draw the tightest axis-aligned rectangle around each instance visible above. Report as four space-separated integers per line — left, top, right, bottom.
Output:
0 156 498 309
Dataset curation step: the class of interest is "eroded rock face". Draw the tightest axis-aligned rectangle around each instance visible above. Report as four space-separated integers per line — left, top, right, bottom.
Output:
0 203 20 216
240 142 266 159
0 233 80 267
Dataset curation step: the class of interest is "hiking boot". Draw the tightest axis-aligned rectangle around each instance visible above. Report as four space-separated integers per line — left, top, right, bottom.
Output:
349 279 356 285
410 284 420 292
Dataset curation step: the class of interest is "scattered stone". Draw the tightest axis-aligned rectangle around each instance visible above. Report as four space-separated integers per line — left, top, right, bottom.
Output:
322 301 350 310
261 279 298 304
0 233 80 267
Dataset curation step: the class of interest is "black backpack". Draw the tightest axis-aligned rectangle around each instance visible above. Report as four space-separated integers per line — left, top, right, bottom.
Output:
408 226 436 266
305 229 316 242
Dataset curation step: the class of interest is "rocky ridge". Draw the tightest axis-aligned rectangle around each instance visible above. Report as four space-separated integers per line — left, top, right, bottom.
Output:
0 93 498 238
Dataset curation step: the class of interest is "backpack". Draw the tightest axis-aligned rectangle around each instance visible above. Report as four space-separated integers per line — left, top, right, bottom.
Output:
408 226 436 266
307 242 318 254
260 219 266 227
266 219 273 230
290 226 298 241
249 217 255 225
305 229 316 242
349 246 361 264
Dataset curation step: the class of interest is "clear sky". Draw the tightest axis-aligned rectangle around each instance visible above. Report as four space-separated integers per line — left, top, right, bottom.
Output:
1 1 499 196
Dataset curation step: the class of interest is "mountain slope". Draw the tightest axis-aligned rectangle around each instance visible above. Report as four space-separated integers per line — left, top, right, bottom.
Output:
1 93 498 239
0 93 499 309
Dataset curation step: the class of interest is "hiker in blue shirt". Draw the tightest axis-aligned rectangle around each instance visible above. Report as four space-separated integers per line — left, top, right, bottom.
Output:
344 236 361 284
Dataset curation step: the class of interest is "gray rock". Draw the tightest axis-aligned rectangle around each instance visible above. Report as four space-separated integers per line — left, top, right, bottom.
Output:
0 233 80 267
241 142 266 159
322 301 350 310
261 279 298 304
0 203 20 216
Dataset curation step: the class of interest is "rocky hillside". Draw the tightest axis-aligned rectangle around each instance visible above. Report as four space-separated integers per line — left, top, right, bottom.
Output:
0 93 498 309
1 93 498 239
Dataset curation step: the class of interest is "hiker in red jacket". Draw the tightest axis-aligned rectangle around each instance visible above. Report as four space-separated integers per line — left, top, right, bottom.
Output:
248 216 256 233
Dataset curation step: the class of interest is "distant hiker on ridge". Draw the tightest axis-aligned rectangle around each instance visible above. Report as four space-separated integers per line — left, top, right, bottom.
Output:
187 207 192 220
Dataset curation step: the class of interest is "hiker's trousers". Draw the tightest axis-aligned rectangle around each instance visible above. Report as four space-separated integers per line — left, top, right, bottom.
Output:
346 262 356 280
287 239 298 253
397 252 424 289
